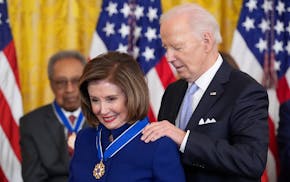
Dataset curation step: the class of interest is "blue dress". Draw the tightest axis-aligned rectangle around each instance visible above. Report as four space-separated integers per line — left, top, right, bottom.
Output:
69 123 185 182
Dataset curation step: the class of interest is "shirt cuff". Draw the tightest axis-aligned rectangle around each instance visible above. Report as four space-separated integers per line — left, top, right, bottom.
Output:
179 130 190 153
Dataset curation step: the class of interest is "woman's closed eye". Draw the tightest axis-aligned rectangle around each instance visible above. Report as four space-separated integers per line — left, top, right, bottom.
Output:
90 97 99 103
106 96 118 102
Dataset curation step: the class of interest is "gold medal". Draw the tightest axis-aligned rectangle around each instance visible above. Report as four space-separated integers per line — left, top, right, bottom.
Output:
93 160 105 179
67 132 77 150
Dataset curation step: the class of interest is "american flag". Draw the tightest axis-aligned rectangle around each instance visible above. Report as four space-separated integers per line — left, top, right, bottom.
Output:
231 0 290 181
0 0 23 181
90 0 176 121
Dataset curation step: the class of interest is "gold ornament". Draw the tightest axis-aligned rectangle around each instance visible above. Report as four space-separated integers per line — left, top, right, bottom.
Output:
67 132 76 150
93 160 105 179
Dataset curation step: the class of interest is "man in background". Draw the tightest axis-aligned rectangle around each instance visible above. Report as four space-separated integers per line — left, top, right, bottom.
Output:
20 50 87 182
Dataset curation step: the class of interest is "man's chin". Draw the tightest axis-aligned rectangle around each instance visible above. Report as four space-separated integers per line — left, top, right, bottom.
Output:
63 103 80 112
176 72 186 79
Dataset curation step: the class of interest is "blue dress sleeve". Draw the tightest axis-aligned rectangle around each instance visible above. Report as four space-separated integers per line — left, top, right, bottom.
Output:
152 136 186 182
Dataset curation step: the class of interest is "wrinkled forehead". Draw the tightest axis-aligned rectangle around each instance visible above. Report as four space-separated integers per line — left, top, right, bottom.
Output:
52 58 84 78
160 18 199 43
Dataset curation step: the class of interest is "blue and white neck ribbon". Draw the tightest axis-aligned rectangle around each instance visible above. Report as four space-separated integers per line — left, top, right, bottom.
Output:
52 100 84 133
96 117 149 161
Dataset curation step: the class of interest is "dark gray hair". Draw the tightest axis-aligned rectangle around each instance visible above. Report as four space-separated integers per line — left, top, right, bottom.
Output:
47 50 87 79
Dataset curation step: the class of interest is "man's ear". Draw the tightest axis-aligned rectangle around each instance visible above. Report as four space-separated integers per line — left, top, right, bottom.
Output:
202 32 214 52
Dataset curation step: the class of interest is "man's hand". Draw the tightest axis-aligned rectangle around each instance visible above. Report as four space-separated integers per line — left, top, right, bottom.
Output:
141 120 186 146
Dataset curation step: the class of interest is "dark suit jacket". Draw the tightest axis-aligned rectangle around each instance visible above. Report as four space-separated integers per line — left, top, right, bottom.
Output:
277 100 290 182
69 125 185 182
158 60 269 182
20 103 86 182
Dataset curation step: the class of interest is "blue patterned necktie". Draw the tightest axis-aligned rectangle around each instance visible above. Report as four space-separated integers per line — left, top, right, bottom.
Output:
179 83 198 130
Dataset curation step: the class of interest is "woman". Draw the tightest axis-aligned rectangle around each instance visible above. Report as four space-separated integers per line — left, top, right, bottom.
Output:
69 51 185 181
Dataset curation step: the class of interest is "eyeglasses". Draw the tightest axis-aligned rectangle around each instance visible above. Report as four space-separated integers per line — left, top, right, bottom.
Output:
51 78 80 89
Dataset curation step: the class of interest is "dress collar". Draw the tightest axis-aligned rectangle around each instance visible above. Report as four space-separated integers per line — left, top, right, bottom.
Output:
99 123 131 141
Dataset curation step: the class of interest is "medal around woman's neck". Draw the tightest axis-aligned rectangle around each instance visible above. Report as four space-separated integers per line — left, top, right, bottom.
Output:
93 117 149 179
93 160 105 179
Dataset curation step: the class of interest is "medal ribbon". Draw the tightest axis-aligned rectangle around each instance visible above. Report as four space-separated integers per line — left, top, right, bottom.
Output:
52 100 84 132
96 117 149 161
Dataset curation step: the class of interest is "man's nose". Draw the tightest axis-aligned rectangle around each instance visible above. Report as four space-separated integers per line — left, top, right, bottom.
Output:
65 81 76 92
165 49 175 62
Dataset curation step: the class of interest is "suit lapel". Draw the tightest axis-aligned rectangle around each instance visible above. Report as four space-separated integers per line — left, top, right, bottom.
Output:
188 80 224 127
186 61 232 129
170 80 188 124
43 105 66 149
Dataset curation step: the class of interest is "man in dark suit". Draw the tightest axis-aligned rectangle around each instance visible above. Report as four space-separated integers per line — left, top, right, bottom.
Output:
277 100 290 182
20 50 87 182
142 3 269 182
